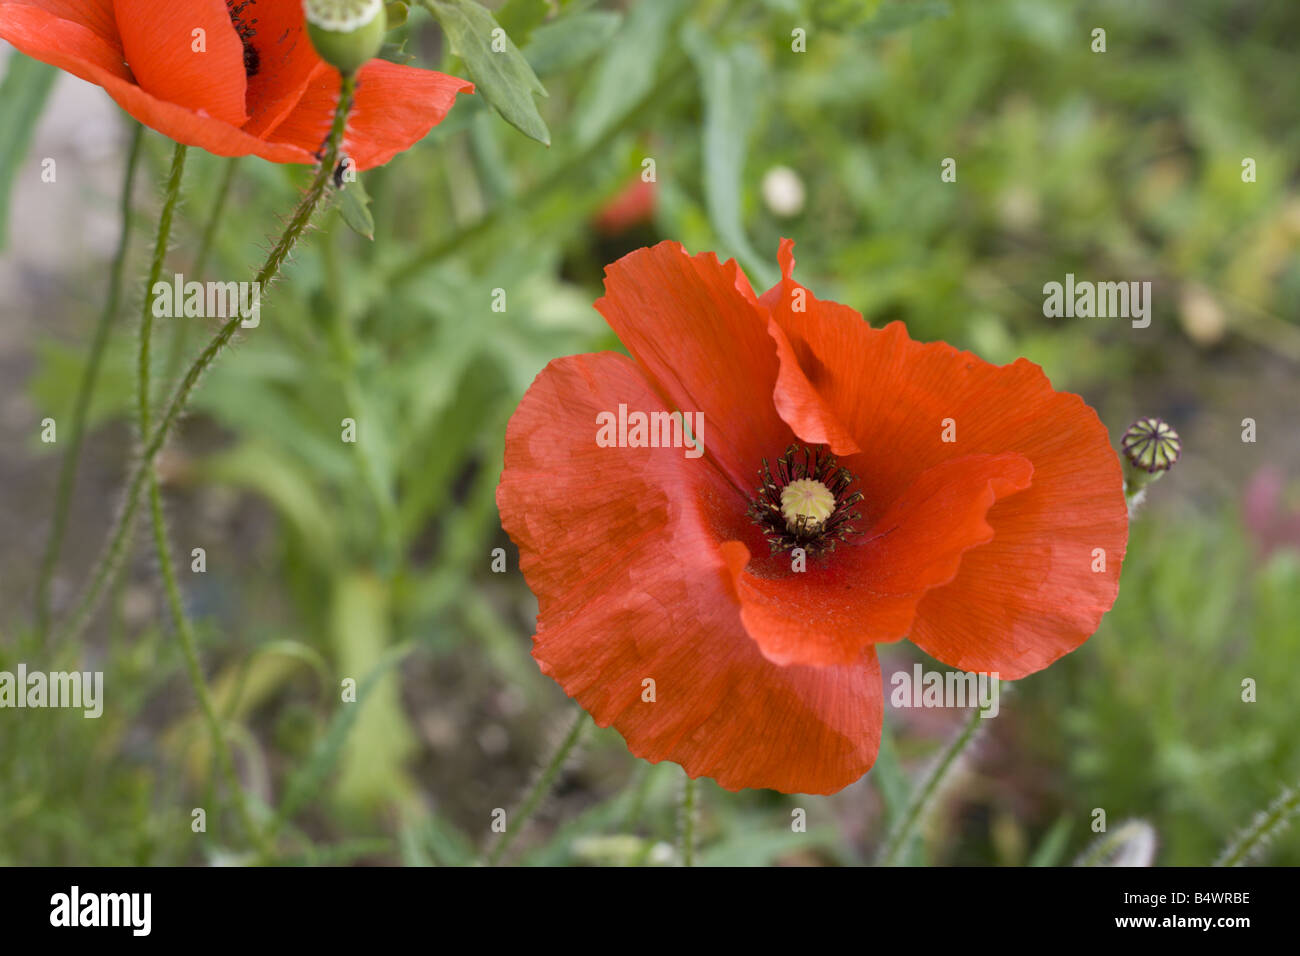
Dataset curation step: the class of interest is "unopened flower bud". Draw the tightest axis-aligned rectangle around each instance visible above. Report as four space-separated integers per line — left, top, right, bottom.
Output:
1121 417 1181 501
304 0 387 75
1122 417 1181 474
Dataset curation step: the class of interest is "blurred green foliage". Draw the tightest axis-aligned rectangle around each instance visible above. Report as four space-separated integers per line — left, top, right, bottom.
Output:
3 0 1298 865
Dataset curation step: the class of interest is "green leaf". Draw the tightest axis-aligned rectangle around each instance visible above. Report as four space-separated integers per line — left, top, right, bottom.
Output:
496 0 550 47
572 0 689 148
338 178 375 240
0 54 58 251
524 11 622 75
683 29 776 288
1028 814 1073 867
273 635 416 826
423 0 551 146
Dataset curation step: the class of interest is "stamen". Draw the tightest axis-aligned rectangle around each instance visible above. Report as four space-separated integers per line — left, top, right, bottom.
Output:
227 0 260 77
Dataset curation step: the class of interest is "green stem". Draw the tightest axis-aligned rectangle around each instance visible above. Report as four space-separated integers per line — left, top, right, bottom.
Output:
139 142 188 436
34 123 144 642
1216 783 1300 867
54 73 358 647
162 156 240 391
876 699 995 867
148 476 271 857
485 709 587 866
680 773 698 867
134 141 271 855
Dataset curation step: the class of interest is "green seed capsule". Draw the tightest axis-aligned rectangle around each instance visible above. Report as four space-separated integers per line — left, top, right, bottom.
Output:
304 0 387 75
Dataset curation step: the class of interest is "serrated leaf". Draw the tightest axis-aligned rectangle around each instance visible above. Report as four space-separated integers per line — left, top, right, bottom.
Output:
424 0 551 145
338 178 375 240
0 54 58 251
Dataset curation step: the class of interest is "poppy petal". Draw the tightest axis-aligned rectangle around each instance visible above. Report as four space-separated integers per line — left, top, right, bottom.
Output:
0 4 315 162
113 0 248 128
263 59 473 171
759 240 864 457
594 241 795 497
908 394 1127 678
723 452 1033 667
498 351 883 794
0 3 131 81
8 0 119 50
762 252 1128 678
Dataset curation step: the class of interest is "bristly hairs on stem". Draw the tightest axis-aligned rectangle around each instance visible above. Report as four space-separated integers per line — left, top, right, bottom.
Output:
875 683 1011 866
54 73 359 649
483 707 588 866
1216 781 1300 867
34 123 145 643
679 771 699 867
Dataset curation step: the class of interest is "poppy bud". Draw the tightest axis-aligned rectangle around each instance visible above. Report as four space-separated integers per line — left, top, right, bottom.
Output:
304 0 387 76
1121 416 1181 495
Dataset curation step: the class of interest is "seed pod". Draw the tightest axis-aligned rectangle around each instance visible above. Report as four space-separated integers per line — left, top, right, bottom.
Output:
304 0 387 76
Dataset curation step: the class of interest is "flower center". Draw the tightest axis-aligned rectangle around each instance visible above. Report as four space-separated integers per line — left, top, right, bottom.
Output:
747 445 864 557
780 478 835 531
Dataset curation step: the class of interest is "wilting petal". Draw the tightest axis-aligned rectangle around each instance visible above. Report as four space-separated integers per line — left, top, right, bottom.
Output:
265 59 473 171
723 453 1033 667
498 351 882 793
113 0 248 127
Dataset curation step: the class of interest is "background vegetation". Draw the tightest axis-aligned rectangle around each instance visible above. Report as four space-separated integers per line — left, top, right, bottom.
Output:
1 0 1297 866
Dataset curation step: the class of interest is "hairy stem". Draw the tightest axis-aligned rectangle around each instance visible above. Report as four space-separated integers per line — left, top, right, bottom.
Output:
485 709 587 866
163 156 240 392
134 141 273 854
55 74 357 646
680 773 698 867
34 123 144 642
876 696 999 867
149 478 271 856
1216 783 1300 867
139 142 188 436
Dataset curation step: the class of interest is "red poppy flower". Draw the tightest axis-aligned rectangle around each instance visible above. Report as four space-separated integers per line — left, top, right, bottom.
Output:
0 0 472 170
497 239 1128 794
